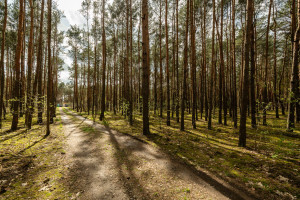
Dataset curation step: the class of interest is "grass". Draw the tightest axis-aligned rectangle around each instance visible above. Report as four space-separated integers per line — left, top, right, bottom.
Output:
71 108 300 200
0 108 74 199
80 125 96 133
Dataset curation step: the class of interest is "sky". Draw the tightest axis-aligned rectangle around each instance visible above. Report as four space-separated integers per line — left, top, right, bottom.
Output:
57 0 85 83
57 0 113 83
6 0 112 83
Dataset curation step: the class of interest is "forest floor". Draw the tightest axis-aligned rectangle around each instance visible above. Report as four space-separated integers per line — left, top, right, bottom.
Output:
73 108 300 200
0 107 299 200
0 111 70 199
60 108 250 200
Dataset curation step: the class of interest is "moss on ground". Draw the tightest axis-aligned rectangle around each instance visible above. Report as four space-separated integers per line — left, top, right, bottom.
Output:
72 109 299 200
0 109 74 199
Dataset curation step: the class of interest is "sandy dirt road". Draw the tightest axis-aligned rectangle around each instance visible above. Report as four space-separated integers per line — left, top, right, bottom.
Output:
60 108 251 200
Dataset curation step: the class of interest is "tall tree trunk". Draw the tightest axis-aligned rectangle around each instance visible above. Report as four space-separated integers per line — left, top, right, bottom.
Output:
75 47 79 112
142 0 150 135
279 37 288 116
0 0 8 129
202 0 208 121
100 0 106 121
262 0 272 126
154 40 158 114
172 9 175 119
239 0 253 147
11 0 25 131
250 2 256 128
287 0 300 131
190 0 196 129
20 2 26 119
138 16 142 113
129 0 133 125
165 0 171 126
273 4 279 119
113 30 117 114
232 0 237 128
37 0 45 124
46 0 52 136
175 0 180 123
181 0 189 131
208 0 216 130
92 44 97 119
87 3 91 116
26 0 34 129
159 0 163 118
217 0 225 125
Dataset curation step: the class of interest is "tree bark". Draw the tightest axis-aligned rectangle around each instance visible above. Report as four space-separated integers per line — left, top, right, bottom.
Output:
165 0 171 126
154 40 158 115
217 0 225 125
250 1 256 128
0 0 8 129
159 0 163 118
208 0 216 130
100 0 106 121
46 0 52 136
11 0 25 131
37 0 45 124
181 0 189 131
239 0 253 147
232 0 237 128
262 0 272 126
287 0 300 131
273 4 279 119
190 0 196 129
26 0 35 129
142 0 150 135
175 0 180 123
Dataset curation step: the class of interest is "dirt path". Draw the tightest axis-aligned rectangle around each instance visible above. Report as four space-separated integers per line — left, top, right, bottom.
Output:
60 108 252 200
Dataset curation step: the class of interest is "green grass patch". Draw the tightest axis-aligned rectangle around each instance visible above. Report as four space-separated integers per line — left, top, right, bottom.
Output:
80 125 96 133
0 109 73 199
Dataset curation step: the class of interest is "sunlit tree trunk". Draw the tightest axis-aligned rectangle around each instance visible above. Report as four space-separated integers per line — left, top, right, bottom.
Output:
26 0 34 129
37 0 45 124
46 0 52 136
0 0 8 129
20 2 26 118
11 0 25 131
